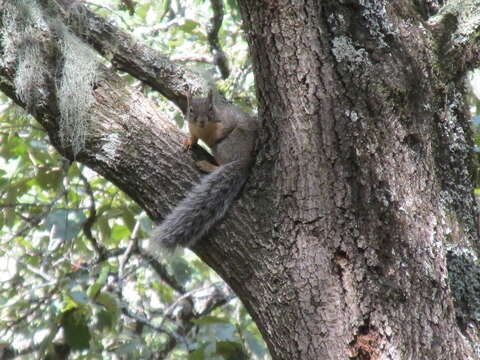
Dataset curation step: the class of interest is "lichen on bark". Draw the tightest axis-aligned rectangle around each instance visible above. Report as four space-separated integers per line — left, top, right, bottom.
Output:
2 0 98 157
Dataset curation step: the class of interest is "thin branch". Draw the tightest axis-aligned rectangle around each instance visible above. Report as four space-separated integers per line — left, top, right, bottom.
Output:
230 60 253 99
2 285 58 327
163 283 233 322
78 168 108 260
118 221 140 284
5 189 68 242
122 306 186 343
119 224 139 269
24 263 56 282
140 249 186 294
53 0 205 112
84 1 133 31
170 54 214 63
208 0 230 79
141 19 183 36
0 124 45 132
155 283 233 358
0 203 88 209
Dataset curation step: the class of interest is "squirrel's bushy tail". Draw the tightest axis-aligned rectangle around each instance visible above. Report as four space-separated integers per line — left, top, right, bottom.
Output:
151 160 250 252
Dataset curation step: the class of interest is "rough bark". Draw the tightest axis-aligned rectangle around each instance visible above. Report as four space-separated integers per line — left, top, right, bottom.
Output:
1 0 480 359
233 0 479 359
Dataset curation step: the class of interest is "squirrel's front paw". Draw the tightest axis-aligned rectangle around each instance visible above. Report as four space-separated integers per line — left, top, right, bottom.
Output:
195 160 218 173
183 138 194 151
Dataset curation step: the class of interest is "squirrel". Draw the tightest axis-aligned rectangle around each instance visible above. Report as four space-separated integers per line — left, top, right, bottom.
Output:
150 90 258 252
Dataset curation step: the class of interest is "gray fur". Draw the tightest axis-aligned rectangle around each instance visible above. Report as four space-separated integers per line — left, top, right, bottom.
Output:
151 160 250 252
151 92 257 254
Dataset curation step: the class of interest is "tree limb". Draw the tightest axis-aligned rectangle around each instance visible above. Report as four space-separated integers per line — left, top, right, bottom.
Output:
0 0 260 294
78 168 108 260
54 0 204 112
208 0 230 79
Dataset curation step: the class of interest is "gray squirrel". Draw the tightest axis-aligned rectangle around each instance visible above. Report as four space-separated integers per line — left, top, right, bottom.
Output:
151 90 258 251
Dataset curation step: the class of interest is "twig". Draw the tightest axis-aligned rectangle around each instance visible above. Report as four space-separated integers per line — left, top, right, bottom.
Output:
155 283 233 358
230 60 252 99
0 203 89 209
208 0 230 79
78 168 108 260
118 220 140 281
5 189 67 242
83 1 133 31
170 54 213 63
139 19 183 36
0 124 45 132
162 283 232 322
54 0 203 112
122 307 185 341
139 249 186 294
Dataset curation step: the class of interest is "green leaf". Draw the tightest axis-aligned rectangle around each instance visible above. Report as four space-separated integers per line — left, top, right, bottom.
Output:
87 263 110 298
44 209 86 241
69 291 89 306
188 343 208 360
111 224 130 243
97 216 111 241
5 188 16 227
214 341 248 360
192 316 230 325
159 0 171 21
121 208 136 231
0 168 7 183
87 282 101 300
152 281 174 303
135 3 150 17
60 309 91 351
96 292 120 331
179 19 200 33
7 135 27 158
174 111 184 128
35 166 63 190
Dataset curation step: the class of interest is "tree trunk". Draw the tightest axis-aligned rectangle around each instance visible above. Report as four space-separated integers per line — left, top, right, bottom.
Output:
1 0 480 359
227 1 479 359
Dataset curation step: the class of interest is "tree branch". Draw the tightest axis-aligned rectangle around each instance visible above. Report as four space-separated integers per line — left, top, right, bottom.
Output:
0 5 195 219
208 0 230 79
0 0 256 282
78 168 108 260
140 250 187 294
54 0 205 112
156 283 234 358
0 3 262 342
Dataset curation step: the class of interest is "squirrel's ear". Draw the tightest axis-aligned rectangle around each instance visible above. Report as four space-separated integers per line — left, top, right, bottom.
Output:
207 90 215 120
207 89 214 108
186 90 194 116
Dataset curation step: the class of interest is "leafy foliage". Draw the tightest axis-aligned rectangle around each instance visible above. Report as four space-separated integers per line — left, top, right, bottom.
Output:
0 0 265 359
468 70 480 188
